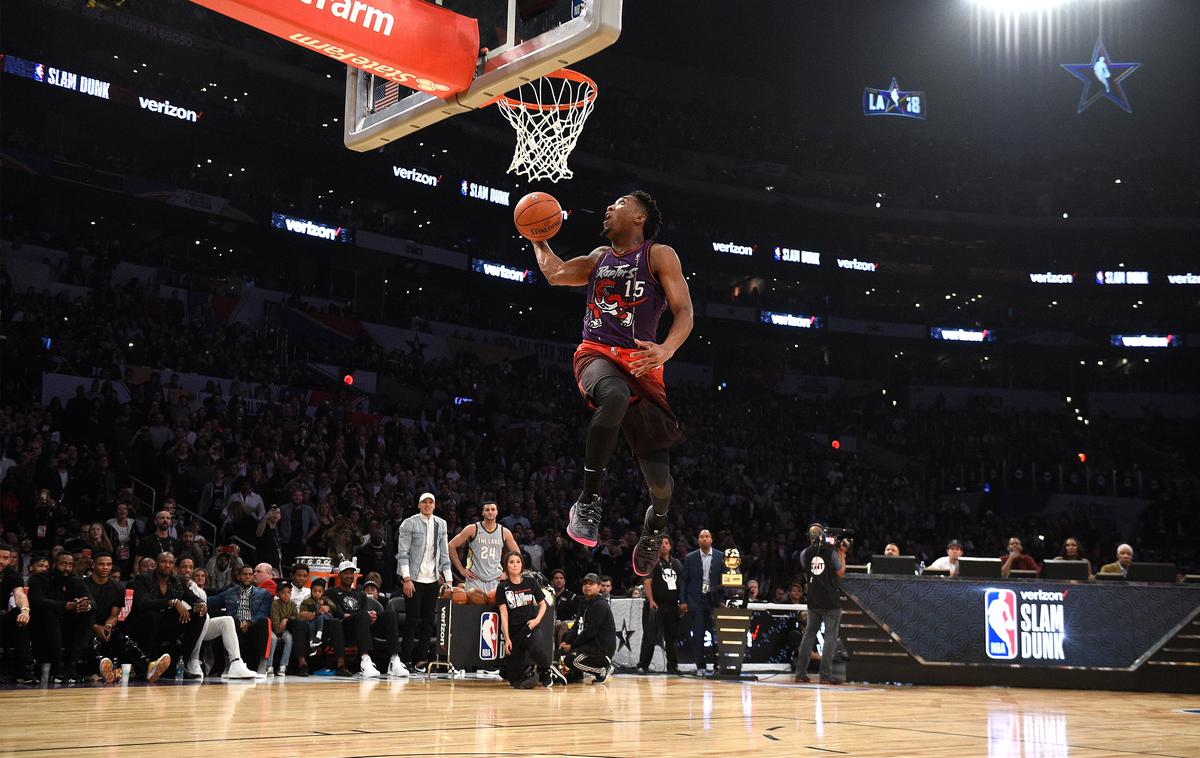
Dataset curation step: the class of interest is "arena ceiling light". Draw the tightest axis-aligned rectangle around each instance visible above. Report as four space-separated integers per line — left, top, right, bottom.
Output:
970 0 1070 11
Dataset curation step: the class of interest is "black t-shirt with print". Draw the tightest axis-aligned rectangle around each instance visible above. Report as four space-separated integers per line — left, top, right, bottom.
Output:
326 587 369 617
498 576 541 629
650 557 684 605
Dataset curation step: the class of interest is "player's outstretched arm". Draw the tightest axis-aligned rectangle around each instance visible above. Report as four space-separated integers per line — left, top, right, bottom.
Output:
531 241 602 287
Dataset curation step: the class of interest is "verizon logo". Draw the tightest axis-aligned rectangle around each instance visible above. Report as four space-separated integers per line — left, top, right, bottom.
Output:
1029 272 1073 284
836 258 877 272
712 242 753 256
393 166 439 186
483 263 525 282
138 97 200 123
297 0 394 36
285 218 341 240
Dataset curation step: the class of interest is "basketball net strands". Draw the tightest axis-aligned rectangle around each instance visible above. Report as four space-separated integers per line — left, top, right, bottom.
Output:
495 69 598 183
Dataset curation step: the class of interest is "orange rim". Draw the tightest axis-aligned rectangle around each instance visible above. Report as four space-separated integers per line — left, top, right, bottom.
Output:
495 68 598 112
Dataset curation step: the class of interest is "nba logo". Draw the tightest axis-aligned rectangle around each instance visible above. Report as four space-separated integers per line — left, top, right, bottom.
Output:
479 611 499 661
985 589 1018 660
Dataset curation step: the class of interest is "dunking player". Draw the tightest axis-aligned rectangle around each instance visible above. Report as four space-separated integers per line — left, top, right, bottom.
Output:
530 191 693 577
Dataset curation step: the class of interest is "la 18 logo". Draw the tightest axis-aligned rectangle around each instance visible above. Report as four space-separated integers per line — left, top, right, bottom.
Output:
985 588 1018 660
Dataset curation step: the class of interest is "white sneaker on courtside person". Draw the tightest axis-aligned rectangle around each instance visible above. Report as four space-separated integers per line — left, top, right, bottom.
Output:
359 653 381 678
388 655 409 677
226 658 258 680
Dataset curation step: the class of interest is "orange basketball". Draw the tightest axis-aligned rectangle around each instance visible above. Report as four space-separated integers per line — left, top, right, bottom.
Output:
486 589 497 605
467 587 488 605
451 586 469 605
514 192 563 241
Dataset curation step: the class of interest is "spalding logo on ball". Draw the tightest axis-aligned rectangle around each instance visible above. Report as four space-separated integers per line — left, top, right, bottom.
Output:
514 192 563 241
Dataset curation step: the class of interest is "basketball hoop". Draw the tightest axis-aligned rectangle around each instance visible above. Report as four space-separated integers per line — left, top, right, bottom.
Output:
495 69 597 183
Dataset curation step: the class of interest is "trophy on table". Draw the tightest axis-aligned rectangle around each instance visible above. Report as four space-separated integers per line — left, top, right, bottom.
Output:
721 548 746 607
712 546 756 680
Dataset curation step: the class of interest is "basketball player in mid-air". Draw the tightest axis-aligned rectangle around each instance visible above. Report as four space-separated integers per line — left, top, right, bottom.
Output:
529 191 693 577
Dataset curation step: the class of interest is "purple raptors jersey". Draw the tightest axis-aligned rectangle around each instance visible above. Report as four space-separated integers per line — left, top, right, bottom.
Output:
581 240 668 348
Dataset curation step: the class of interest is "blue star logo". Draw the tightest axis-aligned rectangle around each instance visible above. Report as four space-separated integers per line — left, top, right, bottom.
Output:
1060 38 1140 114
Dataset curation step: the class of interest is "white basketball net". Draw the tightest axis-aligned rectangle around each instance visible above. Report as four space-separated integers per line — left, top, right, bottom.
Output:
496 70 597 183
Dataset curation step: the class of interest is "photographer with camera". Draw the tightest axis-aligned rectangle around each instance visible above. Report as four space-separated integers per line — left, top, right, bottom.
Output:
795 523 847 685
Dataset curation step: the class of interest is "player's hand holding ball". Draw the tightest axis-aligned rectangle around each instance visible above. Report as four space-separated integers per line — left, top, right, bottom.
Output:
514 192 563 242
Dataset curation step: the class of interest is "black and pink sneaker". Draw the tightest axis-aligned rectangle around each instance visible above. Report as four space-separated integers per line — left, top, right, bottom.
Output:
567 495 603 547
632 507 666 577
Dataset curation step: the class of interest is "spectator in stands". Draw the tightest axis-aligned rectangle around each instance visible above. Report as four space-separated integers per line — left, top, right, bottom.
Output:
104 502 140 575
141 510 181 560
353 527 393 592
84 522 114 556
927 539 964 576
289 563 311 608
1100 544 1134 576
787 582 804 604
28 552 93 682
278 488 318 564
177 531 206 569
87 551 169 684
325 560 404 678
598 575 613 598
560 573 616 684
1054 537 1094 577
129 551 206 678
176 556 256 680
198 468 231 519
255 505 284 571
396 492 451 673
999 536 1040 577
0 543 35 683
205 544 243 592
746 579 760 602
204 564 272 675
253 562 277 595
297 577 335 666
268 581 307 676
883 543 901 557
224 478 265 557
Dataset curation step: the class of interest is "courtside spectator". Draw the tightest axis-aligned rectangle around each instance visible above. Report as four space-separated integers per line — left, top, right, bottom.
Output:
1101 544 1134 576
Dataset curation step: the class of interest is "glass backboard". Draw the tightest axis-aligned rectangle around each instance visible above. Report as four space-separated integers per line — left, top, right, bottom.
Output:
344 0 621 152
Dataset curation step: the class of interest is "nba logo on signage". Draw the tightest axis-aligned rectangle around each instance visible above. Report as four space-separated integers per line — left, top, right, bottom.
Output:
985 589 1018 660
479 611 499 661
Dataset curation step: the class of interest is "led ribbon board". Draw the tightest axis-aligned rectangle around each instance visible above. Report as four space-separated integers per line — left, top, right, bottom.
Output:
931 327 994 343
863 77 925 120
271 212 353 243
1110 334 1180 348
472 258 535 285
760 311 822 329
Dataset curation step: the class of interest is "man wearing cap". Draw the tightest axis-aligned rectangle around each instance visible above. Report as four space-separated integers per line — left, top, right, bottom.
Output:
560 573 616 684
396 492 451 672
326 560 405 678
927 540 965 576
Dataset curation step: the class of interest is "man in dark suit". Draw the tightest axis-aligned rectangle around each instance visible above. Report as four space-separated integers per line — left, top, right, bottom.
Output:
680 529 723 675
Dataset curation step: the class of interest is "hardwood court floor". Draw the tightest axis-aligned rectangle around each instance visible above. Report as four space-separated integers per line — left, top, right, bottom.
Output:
1 674 1197 757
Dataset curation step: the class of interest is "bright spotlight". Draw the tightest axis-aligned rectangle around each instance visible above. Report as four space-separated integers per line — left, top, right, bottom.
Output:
970 0 1069 11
